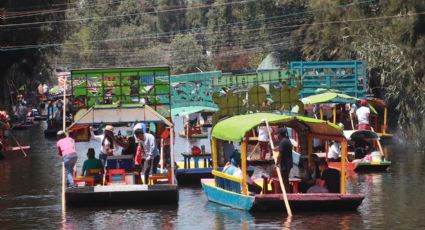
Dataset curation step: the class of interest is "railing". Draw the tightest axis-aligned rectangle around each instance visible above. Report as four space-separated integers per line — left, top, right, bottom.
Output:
212 170 242 194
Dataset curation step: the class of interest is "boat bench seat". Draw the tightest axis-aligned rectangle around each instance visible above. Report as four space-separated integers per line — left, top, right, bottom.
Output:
215 177 241 194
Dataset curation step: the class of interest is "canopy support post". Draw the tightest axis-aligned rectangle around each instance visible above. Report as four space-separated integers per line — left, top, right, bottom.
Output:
212 137 218 171
170 126 175 184
340 140 347 194
241 134 248 196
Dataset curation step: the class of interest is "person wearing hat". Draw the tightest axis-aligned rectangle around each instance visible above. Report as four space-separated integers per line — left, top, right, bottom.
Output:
273 127 293 193
56 131 77 188
134 128 160 184
356 99 370 130
90 125 126 165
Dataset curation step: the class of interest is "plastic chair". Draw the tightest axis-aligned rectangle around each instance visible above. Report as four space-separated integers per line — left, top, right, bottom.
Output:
107 169 127 185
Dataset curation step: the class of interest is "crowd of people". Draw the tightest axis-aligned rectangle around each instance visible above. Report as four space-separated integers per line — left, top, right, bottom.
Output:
56 122 172 188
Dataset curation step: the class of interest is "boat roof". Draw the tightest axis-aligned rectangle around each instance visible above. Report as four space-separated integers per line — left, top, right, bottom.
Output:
212 113 343 142
171 106 219 117
301 92 378 114
343 130 379 140
68 103 172 129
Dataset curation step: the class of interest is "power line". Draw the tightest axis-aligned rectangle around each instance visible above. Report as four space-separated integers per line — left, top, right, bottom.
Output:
2 10 423 52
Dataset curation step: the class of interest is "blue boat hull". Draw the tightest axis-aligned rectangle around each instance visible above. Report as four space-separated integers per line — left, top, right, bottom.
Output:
202 181 255 211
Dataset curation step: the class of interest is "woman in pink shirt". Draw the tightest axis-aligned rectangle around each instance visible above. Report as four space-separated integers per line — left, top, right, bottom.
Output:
56 130 78 188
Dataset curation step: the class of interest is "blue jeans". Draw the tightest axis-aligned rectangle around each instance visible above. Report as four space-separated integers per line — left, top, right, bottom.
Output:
63 153 78 187
99 153 108 166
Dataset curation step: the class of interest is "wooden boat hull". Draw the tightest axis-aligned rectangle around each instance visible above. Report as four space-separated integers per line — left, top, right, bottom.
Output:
65 184 178 207
44 128 59 138
253 193 365 212
202 180 365 212
329 161 391 172
177 166 254 185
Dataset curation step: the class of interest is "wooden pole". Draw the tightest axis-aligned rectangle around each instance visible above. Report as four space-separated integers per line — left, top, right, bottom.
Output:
333 106 337 124
383 108 388 134
263 118 292 216
9 132 28 157
371 127 384 158
62 75 67 133
340 140 347 194
320 107 323 120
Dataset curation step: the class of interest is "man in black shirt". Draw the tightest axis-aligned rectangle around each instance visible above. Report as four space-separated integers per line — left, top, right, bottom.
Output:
274 127 293 193
318 160 340 193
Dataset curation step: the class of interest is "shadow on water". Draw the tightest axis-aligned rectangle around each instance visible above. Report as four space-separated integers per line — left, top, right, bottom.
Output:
1 123 425 229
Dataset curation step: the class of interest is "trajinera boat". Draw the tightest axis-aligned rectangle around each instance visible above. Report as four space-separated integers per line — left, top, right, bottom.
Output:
201 113 365 212
64 104 178 207
327 129 391 172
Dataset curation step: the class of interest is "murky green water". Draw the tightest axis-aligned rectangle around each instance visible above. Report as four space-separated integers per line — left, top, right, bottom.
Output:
1 121 424 229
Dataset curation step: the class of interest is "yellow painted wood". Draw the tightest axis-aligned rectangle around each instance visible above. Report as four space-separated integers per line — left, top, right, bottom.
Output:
307 135 313 165
383 108 388 134
320 107 323 120
333 106 336 124
340 141 347 194
212 170 243 183
241 138 248 195
212 138 218 171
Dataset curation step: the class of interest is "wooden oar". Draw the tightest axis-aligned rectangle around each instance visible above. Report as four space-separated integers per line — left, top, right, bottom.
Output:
263 118 293 216
247 142 259 160
371 127 384 159
9 132 28 158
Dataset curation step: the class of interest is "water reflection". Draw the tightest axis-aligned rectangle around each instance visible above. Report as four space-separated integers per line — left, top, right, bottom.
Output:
1 123 425 229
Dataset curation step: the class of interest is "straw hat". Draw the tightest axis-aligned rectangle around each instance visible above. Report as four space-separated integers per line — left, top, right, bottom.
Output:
104 125 114 132
57 130 65 136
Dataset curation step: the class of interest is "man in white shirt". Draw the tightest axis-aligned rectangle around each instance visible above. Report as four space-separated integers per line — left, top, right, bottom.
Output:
328 141 341 162
134 129 160 184
356 99 370 130
257 125 272 160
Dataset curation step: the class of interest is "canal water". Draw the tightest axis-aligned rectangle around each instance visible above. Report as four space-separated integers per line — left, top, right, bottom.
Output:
1 120 424 229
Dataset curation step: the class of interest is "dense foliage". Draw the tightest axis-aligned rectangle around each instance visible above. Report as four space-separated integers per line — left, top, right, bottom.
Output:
1 0 424 145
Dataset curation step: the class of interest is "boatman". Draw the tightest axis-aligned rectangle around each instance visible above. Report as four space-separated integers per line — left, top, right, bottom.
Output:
56 131 78 188
273 127 293 193
356 99 370 130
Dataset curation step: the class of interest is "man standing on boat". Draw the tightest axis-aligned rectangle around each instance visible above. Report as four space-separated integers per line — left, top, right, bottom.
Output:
56 131 78 188
356 99 370 130
134 129 160 184
258 124 272 160
274 127 293 193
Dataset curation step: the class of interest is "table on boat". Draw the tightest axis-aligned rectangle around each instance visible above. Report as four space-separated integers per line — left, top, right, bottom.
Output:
262 177 301 194
181 153 212 169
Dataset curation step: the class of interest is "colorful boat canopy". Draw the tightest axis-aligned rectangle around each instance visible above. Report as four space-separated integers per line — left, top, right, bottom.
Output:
69 103 172 129
212 113 342 142
343 130 379 141
171 106 219 117
301 92 377 114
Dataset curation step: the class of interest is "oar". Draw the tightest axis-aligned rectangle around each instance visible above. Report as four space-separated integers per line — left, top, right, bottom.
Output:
371 127 384 159
247 142 259 160
263 118 293 216
9 132 28 158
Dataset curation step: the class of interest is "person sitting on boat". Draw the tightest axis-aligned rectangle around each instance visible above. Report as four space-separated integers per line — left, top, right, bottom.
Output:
81 148 103 183
356 99 370 130
56 131 78 188
328 140 341 162
223 152 262 195
299 155 320 193
354 138 371 160
186 112 200 129
134 129 160 184
273 127 293 193
308 160 340 193
257 124 272 160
